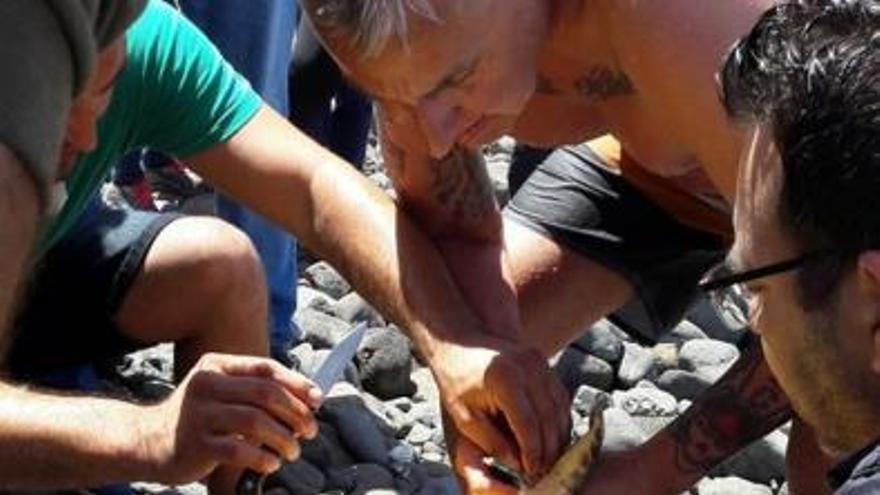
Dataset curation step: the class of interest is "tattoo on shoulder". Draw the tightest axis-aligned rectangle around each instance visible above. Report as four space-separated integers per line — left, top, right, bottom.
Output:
430 146 497 225
574 67 635 101
669 339 792 475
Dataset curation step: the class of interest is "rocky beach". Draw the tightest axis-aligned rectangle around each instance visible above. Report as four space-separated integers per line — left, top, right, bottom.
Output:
110 137 790 495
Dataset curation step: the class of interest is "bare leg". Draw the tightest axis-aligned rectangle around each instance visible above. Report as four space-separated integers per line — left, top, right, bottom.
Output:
115 216 269 377
114 216 269 494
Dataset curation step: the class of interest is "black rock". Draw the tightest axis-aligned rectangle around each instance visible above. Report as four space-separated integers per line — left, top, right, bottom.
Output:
326 463 396 493
656 369 713 400
304 261 352 299
294 307 352 349
300 420 355 469
320 391 391 465
356 327 416 400
573 319 625 363
332 292 386 327
265 458 326 495
553 346 616 394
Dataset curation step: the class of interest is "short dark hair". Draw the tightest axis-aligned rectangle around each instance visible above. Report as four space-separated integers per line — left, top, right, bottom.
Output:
721 0 880 306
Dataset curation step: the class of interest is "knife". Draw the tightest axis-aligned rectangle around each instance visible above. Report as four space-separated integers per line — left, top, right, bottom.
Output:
236 322 368 495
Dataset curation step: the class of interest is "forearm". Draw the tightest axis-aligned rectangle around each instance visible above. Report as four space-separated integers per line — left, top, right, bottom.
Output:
189 108 491 362
305 159 494 357
0 381 155 489
378 130 521 337
380 133 503 243
634 337 792 493
0 147 40 351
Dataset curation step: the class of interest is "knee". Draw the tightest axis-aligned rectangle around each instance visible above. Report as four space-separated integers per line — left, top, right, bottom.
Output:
168 217 266 309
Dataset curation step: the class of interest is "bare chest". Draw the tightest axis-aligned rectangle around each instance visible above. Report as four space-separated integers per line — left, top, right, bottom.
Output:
516 67 702 180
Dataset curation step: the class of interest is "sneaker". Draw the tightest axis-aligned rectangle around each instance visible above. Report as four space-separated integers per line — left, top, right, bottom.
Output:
118 179 156 211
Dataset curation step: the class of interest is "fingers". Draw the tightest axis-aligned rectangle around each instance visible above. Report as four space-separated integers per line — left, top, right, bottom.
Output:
456 410 521 471
550 370 573 450
203 353 323 409
453 435 521 495
491 364 543 476
200 374 319 440
206 435 282 474
206 404 302 463
521 350 571 474
491 348 571 478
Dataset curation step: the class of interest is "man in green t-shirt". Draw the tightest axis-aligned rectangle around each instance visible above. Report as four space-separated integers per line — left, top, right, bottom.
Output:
2 0 565 490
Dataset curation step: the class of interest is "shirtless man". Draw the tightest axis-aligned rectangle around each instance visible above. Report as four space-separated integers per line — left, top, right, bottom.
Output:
300 0 794 492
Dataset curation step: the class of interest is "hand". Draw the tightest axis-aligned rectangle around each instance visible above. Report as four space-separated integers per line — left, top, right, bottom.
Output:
449 425 520 495
137 353 322 484
432 337 571 480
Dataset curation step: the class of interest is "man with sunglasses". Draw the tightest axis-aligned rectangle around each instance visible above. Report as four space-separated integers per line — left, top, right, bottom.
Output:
708 2 880 492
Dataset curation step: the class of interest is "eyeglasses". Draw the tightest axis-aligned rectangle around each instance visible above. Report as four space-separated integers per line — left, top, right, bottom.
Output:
698 250 834 330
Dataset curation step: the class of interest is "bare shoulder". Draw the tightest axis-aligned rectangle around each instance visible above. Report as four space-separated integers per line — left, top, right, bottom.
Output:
598 0 778 196
602 0 774 54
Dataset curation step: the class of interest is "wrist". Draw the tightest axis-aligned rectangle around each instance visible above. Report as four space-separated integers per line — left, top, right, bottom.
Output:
118 403 167 482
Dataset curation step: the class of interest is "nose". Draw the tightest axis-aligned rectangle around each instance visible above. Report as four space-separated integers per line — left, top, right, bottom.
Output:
416 98 476 158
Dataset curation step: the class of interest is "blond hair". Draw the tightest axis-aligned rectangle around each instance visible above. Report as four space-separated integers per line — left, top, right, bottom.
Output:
303 0 440 58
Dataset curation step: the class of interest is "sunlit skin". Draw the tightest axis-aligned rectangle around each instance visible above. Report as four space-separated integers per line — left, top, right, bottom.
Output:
730 127 880 455
58 37 126 178
323 0 775 202
306 2 783 491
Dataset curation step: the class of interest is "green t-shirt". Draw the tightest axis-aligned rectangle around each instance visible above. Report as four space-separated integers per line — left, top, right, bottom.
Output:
39 0 261 253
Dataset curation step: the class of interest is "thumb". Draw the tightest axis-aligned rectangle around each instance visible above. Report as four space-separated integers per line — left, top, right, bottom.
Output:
455 435 522 495
457 411 522 471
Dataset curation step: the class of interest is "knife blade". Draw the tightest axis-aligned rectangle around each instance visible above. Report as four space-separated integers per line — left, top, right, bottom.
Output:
236 321 368 495
312 321 367 394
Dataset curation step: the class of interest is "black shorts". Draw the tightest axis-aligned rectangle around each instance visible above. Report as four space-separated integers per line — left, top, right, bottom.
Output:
504 144 727 343
8 199 182 380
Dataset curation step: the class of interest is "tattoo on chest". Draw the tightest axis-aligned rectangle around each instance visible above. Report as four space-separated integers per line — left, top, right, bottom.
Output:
536 74 563 96
668 338 792 474
574 67 635 101
431 147 497 224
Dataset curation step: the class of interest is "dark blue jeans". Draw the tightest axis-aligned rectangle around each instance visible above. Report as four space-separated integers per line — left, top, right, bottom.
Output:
180 0 300 352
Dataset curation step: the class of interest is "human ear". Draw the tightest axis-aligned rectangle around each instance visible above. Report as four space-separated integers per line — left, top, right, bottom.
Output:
858 251 880 374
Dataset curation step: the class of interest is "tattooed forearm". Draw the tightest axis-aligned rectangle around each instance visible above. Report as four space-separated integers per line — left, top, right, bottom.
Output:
669 337 792 474
431 146 498 226
574 67 635 102
377 108 500 240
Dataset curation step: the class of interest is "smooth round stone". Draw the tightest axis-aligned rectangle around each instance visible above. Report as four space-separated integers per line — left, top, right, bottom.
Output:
696 477 773 495
304 261 352 299
617 342 662 387
679 339 740 371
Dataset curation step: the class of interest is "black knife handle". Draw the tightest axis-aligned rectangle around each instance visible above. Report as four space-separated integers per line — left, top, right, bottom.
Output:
236 469 265 495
